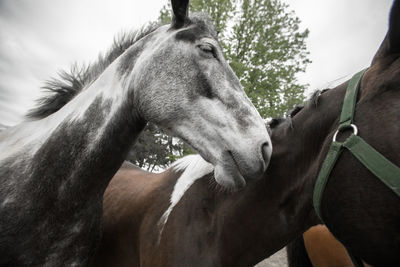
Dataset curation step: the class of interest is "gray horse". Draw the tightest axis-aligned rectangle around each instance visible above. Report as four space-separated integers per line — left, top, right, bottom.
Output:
0 0 271 266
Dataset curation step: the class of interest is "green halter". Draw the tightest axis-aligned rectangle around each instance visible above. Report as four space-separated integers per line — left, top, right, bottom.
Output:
313 69 400 267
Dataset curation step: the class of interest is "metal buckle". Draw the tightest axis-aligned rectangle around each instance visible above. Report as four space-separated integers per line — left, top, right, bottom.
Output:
332 124 358 142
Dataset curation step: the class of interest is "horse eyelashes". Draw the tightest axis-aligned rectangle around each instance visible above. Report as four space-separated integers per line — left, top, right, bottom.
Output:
198 44 217 59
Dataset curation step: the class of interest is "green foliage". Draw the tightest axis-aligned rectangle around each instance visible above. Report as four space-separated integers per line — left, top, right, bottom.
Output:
126 123 182 171
227 0 310 118
127 123 195 171
159 3 172 24
128 0 310 169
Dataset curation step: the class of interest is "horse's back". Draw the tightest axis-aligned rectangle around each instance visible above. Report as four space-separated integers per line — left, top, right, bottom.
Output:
94 163 178 267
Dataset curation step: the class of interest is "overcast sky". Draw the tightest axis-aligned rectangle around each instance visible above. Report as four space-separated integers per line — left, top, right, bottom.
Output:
0 0 393 126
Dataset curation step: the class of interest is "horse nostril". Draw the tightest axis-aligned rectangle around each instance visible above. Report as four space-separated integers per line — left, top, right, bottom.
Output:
261 142 270 163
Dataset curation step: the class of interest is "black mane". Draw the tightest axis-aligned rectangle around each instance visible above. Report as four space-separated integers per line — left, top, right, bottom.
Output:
26 23 159 120
268 89 328 130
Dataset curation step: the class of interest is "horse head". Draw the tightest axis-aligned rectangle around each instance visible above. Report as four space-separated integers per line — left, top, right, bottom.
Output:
123 0 272 189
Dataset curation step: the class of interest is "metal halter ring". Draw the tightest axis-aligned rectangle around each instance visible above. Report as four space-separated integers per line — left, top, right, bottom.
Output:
332 124 358 142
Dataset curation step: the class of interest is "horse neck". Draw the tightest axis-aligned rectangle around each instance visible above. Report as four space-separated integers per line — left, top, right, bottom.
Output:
2 48 148 198
216 85 348 266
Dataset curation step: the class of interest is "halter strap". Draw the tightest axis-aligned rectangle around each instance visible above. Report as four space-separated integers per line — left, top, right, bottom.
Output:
313 69 367 221
338 69 366 128
344 135 400 196
313 69 400 267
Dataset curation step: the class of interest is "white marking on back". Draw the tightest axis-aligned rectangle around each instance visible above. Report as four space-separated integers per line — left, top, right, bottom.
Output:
158 154 214 238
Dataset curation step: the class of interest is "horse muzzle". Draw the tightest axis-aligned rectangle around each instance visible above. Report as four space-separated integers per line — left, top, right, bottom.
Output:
214 137 272 190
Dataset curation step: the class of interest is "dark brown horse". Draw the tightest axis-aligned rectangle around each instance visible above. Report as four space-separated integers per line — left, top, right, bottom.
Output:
94 1 400 266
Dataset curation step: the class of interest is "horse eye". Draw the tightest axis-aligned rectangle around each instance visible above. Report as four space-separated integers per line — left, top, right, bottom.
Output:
198 44 216 58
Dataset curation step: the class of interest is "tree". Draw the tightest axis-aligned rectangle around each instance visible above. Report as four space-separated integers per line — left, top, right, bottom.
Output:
227 0 310 118
128 0 310 169
127 123 191 171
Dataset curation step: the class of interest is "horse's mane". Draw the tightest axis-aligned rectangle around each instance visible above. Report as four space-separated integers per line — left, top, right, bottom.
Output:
268 89 328 130
26 23 160 120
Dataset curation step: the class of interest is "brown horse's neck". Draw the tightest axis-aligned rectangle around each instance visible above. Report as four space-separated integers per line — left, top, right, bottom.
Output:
216 84 349 266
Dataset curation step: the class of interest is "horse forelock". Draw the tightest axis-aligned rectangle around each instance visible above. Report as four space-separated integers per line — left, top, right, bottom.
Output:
158 155 213 237
26 23 160 120
187 12 217 36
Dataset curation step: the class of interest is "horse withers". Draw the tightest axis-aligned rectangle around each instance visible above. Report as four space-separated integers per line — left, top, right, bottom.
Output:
94 1 400 266
0 0 271 266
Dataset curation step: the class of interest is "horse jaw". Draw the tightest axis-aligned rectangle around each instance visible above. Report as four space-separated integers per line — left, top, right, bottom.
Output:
170 96 272 190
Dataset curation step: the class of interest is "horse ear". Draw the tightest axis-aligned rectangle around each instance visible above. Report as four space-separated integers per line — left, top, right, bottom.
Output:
372 0 400 64
171 0 189 29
